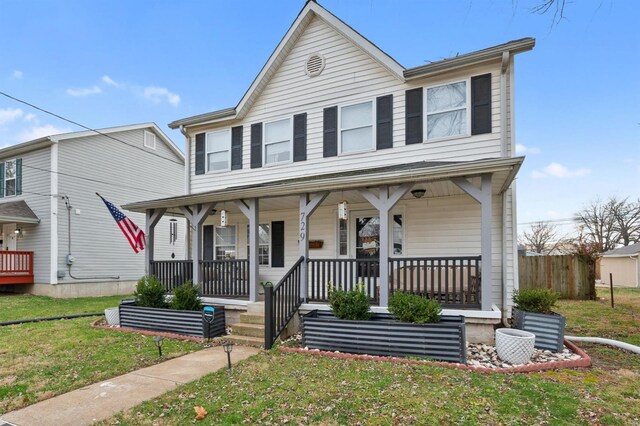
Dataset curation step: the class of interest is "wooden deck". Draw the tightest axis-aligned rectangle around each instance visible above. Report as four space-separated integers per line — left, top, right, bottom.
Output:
0 251 34 285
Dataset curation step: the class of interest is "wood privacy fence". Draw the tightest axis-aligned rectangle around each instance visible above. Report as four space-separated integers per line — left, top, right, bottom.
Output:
518 255 596 300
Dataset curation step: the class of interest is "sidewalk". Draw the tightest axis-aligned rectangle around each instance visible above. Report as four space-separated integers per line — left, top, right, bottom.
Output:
0 345 260 426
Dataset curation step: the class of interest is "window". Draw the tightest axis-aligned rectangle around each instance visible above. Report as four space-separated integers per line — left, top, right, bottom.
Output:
340 101 373 153
263 118 291 165
337 214 403 256
426 80 468 140
247 224 270 266
338 219 348 256
214 225 236 260
392 214 403 255
143 130 156 149
206 129 231 172
169 220 178 245
4 159 16 197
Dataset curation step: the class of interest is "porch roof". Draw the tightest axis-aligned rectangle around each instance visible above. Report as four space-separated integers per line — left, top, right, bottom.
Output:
124 156 524 213
0 200 40 224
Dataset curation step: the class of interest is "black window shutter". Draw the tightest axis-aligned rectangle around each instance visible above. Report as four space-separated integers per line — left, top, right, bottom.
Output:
0 162 4 198
203 225 214 260
15 158 22 196
231 126 243 170
271 221 285 268
293 113 307 162
323 106 338 157
471 73 492 135
405 88 423 144
250 123 262 169
376 94 393 150
195 133 206 175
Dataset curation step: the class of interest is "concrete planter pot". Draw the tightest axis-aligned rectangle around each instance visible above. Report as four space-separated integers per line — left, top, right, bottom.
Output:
104 307 120 326
495 328 535 365
302 310 466 363
512 307 566 352
119 301 226 338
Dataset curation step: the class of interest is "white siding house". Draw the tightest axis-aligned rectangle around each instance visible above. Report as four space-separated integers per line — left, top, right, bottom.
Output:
125 2 534 343
0 123 186 297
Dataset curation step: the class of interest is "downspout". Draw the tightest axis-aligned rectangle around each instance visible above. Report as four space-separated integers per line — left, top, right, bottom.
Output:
180 125 191 261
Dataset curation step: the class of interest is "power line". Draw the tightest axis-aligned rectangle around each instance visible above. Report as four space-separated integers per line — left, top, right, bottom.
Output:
0 90 184 166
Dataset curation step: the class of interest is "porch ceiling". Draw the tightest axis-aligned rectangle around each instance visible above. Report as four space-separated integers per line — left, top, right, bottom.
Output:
125 157 523 214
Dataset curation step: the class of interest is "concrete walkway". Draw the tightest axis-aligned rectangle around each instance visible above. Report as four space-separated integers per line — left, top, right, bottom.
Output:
1 345 260 426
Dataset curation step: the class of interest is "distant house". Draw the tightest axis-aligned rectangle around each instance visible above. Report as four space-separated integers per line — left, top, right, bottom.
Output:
600 243 640 288
0 123 185 297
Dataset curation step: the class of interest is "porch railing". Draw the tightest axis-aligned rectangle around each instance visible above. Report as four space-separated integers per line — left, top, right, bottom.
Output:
389 256 481 308
0 251 34 285
264 256 304 349
200 259 249 298
150 260 193 292
307 258 380 304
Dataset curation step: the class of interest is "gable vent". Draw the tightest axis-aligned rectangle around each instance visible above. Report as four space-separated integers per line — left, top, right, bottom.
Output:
305 53 325 77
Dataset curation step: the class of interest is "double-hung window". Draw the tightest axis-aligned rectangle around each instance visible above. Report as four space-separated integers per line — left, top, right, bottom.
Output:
263 118 291 165
247 224 270 266
4 159 16 197
425 80 469 140
340 101 373 153
206 129 231 172
214 225 236 260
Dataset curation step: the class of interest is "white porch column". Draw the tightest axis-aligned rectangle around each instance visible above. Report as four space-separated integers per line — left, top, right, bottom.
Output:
359 183 414 307
299 193 329 301
234 199 260 302
145 208 166 276
179 203 216 285
452 173 493 311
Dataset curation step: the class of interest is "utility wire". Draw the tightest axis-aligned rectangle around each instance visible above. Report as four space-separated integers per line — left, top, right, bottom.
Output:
0 90 184 166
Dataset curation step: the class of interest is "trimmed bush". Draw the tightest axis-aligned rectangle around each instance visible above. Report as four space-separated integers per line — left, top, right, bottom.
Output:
171 281 202 311
512 288 560 314
388 292 442 324
328 282 371 321
134 276 166 309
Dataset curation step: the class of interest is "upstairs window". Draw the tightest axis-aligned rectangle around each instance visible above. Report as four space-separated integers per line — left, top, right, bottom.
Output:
264 118 291 165
4 159 16 197
143 130 157 149
340 101 373 153
426 80 468 140
206 129 231 172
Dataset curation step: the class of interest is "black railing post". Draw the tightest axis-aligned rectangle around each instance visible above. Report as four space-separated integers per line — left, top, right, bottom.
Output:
264 283 274 349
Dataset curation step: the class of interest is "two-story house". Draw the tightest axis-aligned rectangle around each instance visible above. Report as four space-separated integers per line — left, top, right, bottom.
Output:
0 123 185 297
124 2 534 344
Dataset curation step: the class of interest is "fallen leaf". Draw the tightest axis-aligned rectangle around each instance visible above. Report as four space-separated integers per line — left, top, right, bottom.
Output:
194 406 208 420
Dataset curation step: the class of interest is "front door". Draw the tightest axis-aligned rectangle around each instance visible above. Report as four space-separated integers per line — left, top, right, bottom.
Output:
354 216 380 293
3 223 16 251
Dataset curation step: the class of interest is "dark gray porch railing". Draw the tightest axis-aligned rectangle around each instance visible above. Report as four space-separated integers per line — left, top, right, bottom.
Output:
307 259 380 304
200 259 249 298
150 260 193 292
389 256 481 308
264 256 304 349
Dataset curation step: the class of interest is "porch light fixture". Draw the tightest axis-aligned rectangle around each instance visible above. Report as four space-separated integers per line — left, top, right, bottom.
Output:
222 341 234 370
153 336 164 358
411 189 426 199
14 228 23 238
338 201 349 220
220 209 227 227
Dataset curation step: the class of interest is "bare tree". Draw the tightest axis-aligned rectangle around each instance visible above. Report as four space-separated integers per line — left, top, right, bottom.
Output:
530 0 568 25
574 197 640 252
519 221 563 254
611 198 640 246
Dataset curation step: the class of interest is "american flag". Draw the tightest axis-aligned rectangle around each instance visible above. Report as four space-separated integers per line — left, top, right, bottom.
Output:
98 194 146 253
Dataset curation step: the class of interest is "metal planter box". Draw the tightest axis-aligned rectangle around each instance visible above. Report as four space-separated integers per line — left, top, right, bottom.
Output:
512 307 566 352
302 311 466 363
119 302 226 338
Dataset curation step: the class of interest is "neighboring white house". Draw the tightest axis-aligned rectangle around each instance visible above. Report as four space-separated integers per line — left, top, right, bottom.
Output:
0 123 185 297
600 243 640 288
124 2 535 343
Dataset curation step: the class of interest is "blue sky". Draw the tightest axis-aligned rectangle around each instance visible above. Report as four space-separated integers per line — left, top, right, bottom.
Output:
0 0 638 236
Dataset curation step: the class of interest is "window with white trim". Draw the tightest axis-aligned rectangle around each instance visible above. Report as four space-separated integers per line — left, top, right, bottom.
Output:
206 129 231 172
340 101 373 153
247 224 270 266
4 159 16 197
143 130 157 149
263 118 291 165
214 225 236 260
425 80 468 140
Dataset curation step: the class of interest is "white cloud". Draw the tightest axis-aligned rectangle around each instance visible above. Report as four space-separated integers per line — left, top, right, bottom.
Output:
0 108 24 126
66 85 102 97
24 113 36 122
101 75 121 87
19 124 72 142
531 162 592 179
143 86 180 106
11 70 23 80
515 144 541 155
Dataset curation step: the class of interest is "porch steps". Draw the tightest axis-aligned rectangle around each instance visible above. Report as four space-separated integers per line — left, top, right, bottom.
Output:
239 313 264 325
224 334 263 347
231 323 264 338
227 311 265 348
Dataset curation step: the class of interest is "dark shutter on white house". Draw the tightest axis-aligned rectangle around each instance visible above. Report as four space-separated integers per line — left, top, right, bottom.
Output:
203 225 214 260
471 73 492 135
293 113 307 162
405 88 423 144
231 126 243 170
0 162 4 198
15 158 22 196
195 133 206 175
323 106 338 157
271 221 285 268
376 94 393 150
250 123 262 169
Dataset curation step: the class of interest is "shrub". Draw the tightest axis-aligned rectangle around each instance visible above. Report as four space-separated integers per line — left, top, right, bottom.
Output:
328 282 371 321
134 276 166 308
512 288 560 314
388 292 442 323
171 281 202 311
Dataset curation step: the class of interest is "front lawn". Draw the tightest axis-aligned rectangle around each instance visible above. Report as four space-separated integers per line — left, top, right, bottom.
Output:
0 294 126 322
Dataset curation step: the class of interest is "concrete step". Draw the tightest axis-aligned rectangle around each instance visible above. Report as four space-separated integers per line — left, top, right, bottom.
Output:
224 334 263 348
240 313 264 325
231 322 264 338
246 301 265 315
